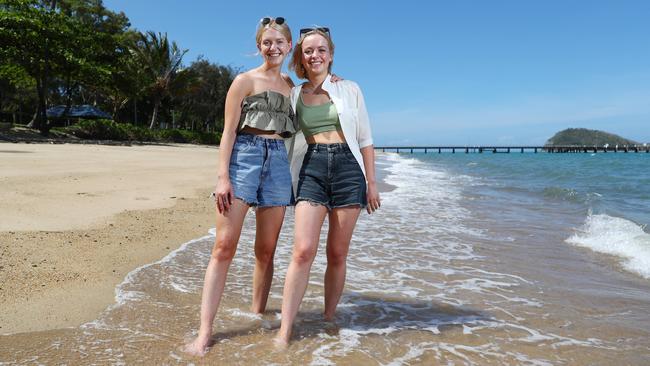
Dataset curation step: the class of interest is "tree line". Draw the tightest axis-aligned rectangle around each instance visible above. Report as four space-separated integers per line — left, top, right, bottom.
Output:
0 0 236 136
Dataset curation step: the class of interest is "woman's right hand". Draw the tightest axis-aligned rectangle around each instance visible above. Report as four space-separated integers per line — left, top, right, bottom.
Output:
215 176 234 213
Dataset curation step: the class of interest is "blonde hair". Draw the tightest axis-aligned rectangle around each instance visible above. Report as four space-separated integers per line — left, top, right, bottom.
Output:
289 29 335 80
255 18 292 46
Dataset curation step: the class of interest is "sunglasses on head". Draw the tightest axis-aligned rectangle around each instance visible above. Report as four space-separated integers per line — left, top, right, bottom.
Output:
299 27 331 37
260 17 285 26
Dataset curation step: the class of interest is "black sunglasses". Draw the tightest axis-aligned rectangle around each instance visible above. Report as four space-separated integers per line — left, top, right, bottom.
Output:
260 17 285 26
299 27 331 37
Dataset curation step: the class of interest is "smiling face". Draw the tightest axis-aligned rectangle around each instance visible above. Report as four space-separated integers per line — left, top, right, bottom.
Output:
258 28 291 66
300 34 332 78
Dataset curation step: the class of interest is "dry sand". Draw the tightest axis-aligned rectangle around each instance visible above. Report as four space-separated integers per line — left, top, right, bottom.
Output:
0 143 218 334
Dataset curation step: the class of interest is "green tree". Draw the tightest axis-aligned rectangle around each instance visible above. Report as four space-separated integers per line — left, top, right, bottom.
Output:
0 64 36 124
176 57 236 132
134 31 193 129
53 0 131 119
0 0 106 134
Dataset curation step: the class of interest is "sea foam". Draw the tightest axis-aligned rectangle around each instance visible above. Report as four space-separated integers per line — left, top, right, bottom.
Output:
566 214 650 279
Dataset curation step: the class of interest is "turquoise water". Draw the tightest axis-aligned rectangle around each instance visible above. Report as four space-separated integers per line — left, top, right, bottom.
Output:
410 152 650 278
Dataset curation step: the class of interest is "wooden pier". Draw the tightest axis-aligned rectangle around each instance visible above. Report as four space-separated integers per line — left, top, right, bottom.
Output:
375 145 650 154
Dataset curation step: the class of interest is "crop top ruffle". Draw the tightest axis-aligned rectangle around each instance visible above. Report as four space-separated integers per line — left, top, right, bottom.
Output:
238 90 297 137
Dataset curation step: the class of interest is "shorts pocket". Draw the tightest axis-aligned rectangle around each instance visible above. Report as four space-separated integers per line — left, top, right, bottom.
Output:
233 141 253 153
343 151 357 163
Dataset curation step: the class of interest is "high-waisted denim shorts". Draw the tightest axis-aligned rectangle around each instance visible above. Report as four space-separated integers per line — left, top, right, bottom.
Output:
296 143 367 210
228 133 292 207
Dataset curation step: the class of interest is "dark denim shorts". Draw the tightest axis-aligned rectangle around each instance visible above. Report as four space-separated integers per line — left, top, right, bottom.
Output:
228 133 292 207
295 143 367 210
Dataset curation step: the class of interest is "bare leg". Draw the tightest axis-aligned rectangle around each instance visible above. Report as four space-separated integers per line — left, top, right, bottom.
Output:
323 207 361 321
183 200 250 356
251 206 286 313
275 202 328 346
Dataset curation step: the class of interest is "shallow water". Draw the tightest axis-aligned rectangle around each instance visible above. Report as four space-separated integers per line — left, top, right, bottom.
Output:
1 153 649 365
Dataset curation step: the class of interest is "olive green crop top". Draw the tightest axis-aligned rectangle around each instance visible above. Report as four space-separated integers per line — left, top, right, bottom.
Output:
238 90 298 137
296 95 341 138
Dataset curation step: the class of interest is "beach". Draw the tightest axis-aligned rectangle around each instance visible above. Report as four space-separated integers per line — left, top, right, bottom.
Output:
1 146 649 365
0 143 218 334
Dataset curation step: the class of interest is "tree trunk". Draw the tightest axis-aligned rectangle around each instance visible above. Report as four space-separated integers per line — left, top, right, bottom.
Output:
149 101 159 129
62 76 73 124
32 0 58 136
133 98 138 126
112 96 119 121
37 79 49 135
27 109 38 128
27 76 50 135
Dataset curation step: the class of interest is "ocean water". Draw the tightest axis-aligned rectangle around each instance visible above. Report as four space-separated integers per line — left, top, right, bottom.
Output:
1 152 650 365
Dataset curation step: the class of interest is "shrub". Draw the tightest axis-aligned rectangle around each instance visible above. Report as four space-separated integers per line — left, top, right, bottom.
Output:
196 131 221 145
156 129 186 143
121 124 156 142
61 120 221 145
66 119 127 140
154 129 221 145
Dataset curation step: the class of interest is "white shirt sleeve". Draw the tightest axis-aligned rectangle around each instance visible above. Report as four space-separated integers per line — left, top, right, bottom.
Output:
354 83 374 148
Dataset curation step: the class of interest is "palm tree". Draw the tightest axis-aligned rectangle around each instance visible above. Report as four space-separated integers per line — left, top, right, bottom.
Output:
134 31 190 129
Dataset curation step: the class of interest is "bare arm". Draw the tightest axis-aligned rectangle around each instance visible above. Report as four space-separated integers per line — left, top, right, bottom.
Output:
361 145 380 214
216 74 252 212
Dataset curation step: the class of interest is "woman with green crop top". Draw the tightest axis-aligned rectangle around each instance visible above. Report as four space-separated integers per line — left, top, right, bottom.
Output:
184 17 297 356
276 27 380 346
295 94 341 137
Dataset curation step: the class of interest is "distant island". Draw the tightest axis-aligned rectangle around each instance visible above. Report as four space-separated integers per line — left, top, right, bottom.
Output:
545 128 639 146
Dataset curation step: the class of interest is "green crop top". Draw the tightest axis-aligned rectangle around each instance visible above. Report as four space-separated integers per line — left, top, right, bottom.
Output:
296 95 341 137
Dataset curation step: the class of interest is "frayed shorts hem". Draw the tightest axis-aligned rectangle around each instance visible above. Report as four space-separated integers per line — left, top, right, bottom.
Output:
295 197 365 211
234 195 290 208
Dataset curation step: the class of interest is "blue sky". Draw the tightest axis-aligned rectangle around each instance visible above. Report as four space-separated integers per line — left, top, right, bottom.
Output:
103 0 650 145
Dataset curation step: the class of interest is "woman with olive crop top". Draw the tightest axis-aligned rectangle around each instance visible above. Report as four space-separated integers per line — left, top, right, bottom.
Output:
184 17 297 356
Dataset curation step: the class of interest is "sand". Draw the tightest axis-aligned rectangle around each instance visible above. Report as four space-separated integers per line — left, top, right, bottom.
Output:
0 142 393 335
0 143 218 334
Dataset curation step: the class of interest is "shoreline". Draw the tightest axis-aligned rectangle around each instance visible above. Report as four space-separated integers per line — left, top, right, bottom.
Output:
0 142 393 335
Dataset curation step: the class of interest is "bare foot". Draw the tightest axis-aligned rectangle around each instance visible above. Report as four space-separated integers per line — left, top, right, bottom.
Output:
323 320 340 336
273 335 289 351
182 335 213 357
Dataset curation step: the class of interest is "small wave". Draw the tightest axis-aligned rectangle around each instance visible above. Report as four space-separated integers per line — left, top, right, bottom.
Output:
542 187 580 202
566 214 650 279
107 231 214 311
542 187 603 205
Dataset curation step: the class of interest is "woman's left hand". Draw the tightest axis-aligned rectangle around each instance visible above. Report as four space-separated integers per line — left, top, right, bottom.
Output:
366 183 381 214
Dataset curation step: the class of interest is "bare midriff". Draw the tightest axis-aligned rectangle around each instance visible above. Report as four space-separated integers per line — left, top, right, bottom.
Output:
305 130 346 144
240 126 284 139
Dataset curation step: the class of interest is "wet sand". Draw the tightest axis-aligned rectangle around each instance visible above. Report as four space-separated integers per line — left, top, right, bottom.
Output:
0 143 217 334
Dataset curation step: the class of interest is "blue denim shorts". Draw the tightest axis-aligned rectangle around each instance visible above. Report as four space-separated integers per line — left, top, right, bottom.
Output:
295 143 367 210
228 133 292 207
